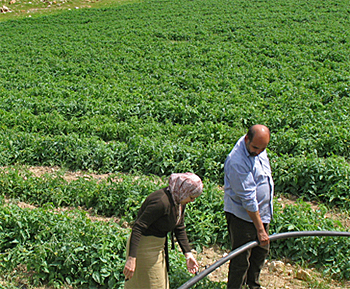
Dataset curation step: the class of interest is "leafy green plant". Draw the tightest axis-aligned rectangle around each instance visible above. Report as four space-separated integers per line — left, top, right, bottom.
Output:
272 155 350 209
270 200 350 280
0 198 128 288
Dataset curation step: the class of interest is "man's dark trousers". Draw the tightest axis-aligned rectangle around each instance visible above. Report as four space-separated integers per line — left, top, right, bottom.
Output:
225 212 269 289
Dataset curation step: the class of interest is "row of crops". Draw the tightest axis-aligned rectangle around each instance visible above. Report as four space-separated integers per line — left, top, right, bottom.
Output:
0 0 349 287
1 168 349 288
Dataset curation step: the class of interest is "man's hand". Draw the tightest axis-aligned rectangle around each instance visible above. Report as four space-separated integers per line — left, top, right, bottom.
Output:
257 228 270 246
247 210 270 246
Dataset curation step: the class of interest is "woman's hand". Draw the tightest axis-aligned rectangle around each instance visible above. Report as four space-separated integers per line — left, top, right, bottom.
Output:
185 252 198 274
123 256 136 280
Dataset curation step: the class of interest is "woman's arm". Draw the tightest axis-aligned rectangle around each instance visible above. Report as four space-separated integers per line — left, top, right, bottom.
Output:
174 205 199 274
123 191 166 279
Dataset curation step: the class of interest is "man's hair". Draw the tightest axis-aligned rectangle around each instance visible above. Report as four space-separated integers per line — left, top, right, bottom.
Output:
247 126 256 142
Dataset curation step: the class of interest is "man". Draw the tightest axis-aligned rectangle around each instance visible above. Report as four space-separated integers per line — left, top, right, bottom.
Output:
224 124 274 289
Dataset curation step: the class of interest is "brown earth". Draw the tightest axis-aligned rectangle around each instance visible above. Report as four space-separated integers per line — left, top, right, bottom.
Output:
2 166 350 288
196 246 350 289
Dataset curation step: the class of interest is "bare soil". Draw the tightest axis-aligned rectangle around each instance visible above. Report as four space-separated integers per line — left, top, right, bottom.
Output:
196 246 350 289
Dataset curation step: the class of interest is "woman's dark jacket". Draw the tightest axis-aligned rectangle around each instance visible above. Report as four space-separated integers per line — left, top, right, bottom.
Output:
128 187 191 258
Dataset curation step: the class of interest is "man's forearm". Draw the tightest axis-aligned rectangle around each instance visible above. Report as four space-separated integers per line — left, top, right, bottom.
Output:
246 210 270 245
247 210 265 233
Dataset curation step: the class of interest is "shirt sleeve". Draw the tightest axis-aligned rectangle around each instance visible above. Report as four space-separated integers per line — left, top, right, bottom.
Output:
128 198 166 257
227 162 259 213
174 205 191 253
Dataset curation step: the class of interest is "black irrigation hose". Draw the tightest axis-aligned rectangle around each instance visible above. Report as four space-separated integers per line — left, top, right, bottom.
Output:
177 230 350 289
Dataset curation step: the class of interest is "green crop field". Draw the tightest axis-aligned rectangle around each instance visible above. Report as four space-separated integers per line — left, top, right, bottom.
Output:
0 0 349 288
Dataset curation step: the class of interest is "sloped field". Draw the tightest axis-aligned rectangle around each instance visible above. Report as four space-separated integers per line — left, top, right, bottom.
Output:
0 0 349 287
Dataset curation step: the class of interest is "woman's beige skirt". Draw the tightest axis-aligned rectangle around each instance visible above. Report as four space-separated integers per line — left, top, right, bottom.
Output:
124 235 169 289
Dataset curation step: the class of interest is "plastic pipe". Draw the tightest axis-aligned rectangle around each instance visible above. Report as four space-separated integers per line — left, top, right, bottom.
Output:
177 231 350 289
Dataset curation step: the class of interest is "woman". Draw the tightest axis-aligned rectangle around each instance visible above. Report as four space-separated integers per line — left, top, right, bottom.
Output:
123 172 203 289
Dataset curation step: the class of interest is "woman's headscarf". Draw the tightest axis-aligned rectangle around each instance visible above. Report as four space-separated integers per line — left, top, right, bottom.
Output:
168 172 203 224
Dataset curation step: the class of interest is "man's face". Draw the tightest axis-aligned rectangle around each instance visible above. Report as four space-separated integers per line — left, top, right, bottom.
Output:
245 135 269 157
